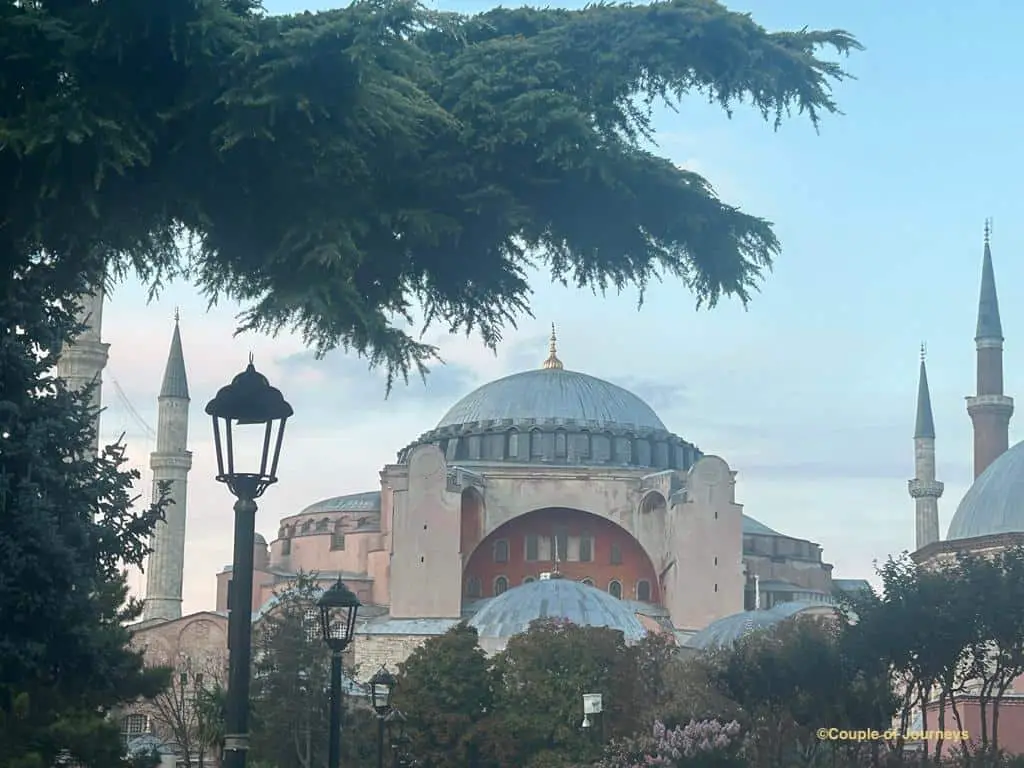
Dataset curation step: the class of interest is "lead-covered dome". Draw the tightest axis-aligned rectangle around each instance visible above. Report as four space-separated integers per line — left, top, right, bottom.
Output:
947 440 1024 540
398 331 701 470
437 368 666 431
469 578 646 643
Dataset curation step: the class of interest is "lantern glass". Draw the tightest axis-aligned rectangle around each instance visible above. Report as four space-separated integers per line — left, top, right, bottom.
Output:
369 665 396 715
205 359 293 500
317 579 361 652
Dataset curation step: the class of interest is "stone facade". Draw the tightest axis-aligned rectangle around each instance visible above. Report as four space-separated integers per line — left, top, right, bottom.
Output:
353 634 437 676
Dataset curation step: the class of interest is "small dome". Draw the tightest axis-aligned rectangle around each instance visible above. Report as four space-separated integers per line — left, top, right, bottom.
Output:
468 578 646 642
685 601 830 651
948 440 1024 540
437 368 667 432
298 491 381 516
253 533 267 545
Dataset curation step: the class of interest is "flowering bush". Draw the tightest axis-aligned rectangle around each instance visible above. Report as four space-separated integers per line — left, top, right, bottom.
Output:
596 719 746 768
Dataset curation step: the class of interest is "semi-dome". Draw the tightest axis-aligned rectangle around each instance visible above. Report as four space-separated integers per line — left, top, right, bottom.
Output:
947 440 1024 540
684 601 830 651
437 368 667 432
468 577 646 642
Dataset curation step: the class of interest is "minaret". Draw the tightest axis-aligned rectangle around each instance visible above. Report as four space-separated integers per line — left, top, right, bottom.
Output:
966 221 1014 479
143 311 193 622
56 285 110 457
909 345 943 550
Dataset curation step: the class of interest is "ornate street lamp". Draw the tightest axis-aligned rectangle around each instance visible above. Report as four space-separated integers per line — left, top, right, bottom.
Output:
206 356 293 768
369 665 397 768
318 579 361 768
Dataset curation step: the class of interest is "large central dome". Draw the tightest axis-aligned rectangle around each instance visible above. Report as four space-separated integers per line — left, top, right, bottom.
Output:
397 328 700 470
437 368 667 431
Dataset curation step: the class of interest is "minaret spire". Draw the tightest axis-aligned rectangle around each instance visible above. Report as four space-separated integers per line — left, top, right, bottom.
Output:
541 323 563 370
143 315 194 622
910 347 942 550
967 222 1013 479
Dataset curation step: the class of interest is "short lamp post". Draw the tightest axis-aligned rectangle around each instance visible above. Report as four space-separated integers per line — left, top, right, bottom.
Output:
582 693 604 740
206 356 293 768
317 579 361 768
386 709 410 768
369 666 397 768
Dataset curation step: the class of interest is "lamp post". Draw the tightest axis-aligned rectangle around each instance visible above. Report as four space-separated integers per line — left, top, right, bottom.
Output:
369 666 396 768
206 356 293 768
317 579 361 768
386 709 409 768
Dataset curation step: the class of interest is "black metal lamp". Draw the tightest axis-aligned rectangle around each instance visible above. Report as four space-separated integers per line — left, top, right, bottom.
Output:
318 579 361 652
369 666 396 716
207 357 293 768
205 354 293 501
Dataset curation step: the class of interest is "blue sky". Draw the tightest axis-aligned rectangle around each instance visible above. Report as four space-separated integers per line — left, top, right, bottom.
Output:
102 0 1024 611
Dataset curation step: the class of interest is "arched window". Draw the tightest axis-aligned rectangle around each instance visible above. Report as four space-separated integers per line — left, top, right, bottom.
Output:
494 576 509 596
581 578 594 587
530 429 544 459
301 519 312 533
281 538 292 555
493 539 510 563
465 576 482 598
523 576 536 584
330 520 345 551
554 429 568 459
636 580 651 602
316 518 329 532
507 429 520 459
608 580 622 599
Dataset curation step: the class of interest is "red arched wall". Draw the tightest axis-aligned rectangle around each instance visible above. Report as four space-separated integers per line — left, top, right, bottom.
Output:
463 507 660 604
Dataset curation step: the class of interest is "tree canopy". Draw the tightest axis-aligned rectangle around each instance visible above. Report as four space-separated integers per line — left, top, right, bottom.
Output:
3 0 860 383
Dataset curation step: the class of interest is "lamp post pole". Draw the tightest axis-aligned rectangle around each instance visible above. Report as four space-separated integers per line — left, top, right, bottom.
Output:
206 357 293 768
318 579 361 768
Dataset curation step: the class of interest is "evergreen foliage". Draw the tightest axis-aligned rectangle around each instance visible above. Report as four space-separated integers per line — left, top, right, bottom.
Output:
2 0 860 385
0 263 168 767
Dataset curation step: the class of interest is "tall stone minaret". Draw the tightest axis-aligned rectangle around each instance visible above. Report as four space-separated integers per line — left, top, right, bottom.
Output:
143 312 193 622
57 285 110 458
966 221 1014 479
909 346 942 550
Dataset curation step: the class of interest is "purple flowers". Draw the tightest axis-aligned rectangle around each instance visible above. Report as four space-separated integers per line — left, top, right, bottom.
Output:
598 719 745 768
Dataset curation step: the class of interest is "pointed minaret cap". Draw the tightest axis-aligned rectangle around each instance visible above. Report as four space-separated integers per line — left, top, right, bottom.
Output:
915 343 935 439
159 308 190 399
976 219 1003 341
541 323 564 370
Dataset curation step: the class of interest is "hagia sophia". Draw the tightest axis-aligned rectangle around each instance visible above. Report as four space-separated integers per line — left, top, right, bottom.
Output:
53 225 1024 754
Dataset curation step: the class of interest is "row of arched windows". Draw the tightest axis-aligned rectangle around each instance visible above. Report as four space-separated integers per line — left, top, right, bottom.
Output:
442 427 694 469
464 576 651 601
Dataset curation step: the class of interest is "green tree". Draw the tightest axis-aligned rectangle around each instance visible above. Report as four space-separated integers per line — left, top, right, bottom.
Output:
0 265 169 767
248 574 376 768
482 619 638 768
703 614 895 768
392 624 495 768
3 0 860 381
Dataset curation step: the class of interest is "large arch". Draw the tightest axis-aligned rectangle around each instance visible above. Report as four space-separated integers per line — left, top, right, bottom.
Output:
462 507 661 605
460 487 485 564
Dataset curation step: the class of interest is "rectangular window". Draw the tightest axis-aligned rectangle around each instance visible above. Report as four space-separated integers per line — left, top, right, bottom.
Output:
525 534 539 562
226 579 233 610
281 538 292 555
579 534 592 562
330 532 345 551
494 539 509 563
610 543 622 565
554 526 569 563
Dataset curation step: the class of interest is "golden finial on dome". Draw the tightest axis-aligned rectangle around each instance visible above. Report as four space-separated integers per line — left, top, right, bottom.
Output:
542 323 563 370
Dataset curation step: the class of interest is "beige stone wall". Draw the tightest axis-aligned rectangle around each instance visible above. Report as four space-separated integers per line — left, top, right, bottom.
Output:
353 634 430 677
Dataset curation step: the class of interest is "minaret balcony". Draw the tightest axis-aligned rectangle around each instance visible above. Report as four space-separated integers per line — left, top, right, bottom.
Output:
966 394 1014 417
908 479 944 499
